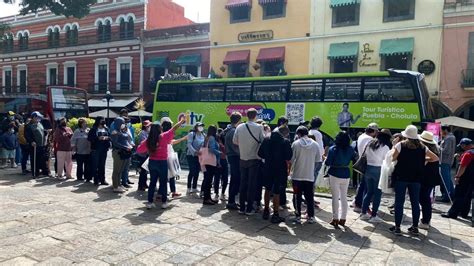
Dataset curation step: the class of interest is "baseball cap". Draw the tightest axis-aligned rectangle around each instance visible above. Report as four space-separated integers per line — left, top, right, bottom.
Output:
458 138 472 148
367 123 379 131
195 122 204 127
31 111 44 119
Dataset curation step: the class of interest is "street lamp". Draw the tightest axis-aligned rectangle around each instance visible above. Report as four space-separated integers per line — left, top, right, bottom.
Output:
103 90 114 124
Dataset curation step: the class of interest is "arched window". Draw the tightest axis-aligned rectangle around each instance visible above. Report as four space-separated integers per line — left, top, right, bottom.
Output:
119 16 134 40
98 20 111 42
2 33 14 53
48 28 60 48
66 25 78 46
18 32 28 50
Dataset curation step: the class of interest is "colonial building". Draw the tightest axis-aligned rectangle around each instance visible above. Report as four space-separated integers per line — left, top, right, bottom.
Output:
440 0 474 124
0 0 193 113
210 0 311 78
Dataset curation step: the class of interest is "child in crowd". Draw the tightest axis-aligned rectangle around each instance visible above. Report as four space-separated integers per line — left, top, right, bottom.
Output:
0 124 19 168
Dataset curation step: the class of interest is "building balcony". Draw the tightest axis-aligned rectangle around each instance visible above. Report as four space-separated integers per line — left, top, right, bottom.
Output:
0 32 137 55
1 86 28 95
88 83 136 94
462 69 474 88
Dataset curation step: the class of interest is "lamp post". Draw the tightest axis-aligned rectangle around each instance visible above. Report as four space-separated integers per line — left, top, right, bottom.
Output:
103 90 114 124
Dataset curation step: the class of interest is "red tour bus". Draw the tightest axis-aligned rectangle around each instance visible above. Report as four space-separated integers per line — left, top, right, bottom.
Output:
45 86 89 122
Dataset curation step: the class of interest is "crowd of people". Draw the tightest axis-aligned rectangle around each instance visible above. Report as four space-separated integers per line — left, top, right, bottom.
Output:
2 108 473 234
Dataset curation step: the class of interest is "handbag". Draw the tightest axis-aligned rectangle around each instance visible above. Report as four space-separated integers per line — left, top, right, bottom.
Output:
353 141 371 175
167 145 181 179
198 140 217 171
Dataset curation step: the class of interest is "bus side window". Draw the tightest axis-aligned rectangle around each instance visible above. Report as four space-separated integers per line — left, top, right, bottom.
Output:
253 81 287 102
324 78 361 101
364 77 415 102
157 84 177 101
226 83 252 101
200 84 225 101
177 85 199 102
290 80 323 101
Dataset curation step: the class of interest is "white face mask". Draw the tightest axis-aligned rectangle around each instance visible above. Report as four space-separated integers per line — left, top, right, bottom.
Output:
197 126 204 132
9 129 14 134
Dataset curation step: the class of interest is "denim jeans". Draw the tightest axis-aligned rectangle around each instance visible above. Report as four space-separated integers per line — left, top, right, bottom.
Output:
214 159 229 195
148 160 168 203
354 174 367 207
293 180 315 218
440 163 455 201
121 160 130 186
394 181 421 227
203 165 217 201
227 155 241 205
419 185 434 224
75 154 91 181
20 144 30 171
187 155 200 189
239 159 260 213
362 165 382 216
169 177 176 193
15 145 21 165
91 149 108 184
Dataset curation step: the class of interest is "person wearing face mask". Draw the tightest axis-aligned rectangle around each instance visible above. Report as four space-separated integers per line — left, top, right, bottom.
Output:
111 117 134 193
0 123 19 169
25 112 48 178
186 122 205 195
53 117 74 179
88 116 111 186
137 120 152 191
71 118 92 182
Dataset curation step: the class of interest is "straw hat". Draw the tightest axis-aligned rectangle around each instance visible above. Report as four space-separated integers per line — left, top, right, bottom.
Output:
401 125 418 140
418 131 436 145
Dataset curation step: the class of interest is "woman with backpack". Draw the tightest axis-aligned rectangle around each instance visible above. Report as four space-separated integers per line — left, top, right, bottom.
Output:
186 122 205 196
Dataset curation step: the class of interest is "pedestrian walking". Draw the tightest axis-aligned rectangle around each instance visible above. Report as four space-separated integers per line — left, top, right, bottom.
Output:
25 112 48 178
213 128 229 202
439 125 456 202
137 120 151 191
200 125 221 205
258 125 292 223
325 131 357 228
224 112 242 210
0 123 18 168
233 108 264 215
418 131 442 230
137 118 185 209
186 122 205 195
291 126 320 224
54 117 74 179
72 118 91 182
359 129 392 223
390 125 439 236
110 117 134 193
441 138 474 220
352 123 379 213
88 116 110 186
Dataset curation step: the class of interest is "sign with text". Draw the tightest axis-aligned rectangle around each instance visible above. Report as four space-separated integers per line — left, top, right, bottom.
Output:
238 30 274 43
358 43 378 67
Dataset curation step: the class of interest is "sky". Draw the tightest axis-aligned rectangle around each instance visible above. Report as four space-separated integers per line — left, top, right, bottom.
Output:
0 0 211 23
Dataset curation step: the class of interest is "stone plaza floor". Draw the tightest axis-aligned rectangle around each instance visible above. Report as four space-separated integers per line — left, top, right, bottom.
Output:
0 156 473 265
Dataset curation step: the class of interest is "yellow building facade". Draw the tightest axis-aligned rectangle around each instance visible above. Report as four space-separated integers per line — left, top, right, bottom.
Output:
210 0 311 78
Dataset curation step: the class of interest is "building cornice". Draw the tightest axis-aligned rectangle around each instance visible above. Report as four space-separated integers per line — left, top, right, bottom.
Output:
143 34 210 48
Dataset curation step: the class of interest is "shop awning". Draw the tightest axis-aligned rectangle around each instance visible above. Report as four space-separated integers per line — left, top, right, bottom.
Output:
128 110 153 117
89 109 119 118
259 0 287 4
436 116 474 130
143 56 168 68
379 38 414 56
330 0 360 7
327 42 359 59
223 50 251 65
175 54 201 66
226 0 252 9
88 97 138 108
256 47 285 63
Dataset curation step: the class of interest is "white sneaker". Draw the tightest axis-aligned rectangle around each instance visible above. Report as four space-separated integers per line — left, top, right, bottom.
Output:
368 216 384 223
418 223 430 230
120 185 129 191
146 202 156 209
113 187 126 193
353 206 362 213
308 217 316 224
11 163 17 168
360 213 371 221
220 194 226 201
161 202 170 209
186 188 192 195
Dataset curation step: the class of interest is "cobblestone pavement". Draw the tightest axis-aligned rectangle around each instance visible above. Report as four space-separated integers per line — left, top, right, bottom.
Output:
0 155 473 265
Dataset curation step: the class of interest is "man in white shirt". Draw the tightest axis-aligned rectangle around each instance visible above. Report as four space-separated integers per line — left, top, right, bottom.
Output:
352 123 379 212
233 108 264 215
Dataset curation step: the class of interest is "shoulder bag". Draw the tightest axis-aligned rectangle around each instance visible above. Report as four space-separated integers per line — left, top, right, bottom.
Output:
353 141 372 175
198 139 217 171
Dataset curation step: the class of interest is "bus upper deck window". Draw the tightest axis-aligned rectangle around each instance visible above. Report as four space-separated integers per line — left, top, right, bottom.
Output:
253 81 288 102
226 83 252 101
290 80 323 101
364 77 415 102
324 78 361 101
200 85 224 101
157 84 178 101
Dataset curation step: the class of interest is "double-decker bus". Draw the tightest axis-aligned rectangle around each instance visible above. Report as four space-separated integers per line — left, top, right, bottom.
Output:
152 70 432 156
46 86 89 122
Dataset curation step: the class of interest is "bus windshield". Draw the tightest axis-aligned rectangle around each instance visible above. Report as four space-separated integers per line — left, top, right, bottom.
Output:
48 86 89 121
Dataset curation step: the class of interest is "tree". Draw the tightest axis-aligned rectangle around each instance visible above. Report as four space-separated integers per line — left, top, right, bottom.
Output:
3 0 96 18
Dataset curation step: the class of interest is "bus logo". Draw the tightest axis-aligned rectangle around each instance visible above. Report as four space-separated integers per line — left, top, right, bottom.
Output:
178 110 205 126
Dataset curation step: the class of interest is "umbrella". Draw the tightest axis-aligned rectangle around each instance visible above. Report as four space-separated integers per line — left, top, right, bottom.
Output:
89 109 119 118
128 110 153 117
435 116 474 130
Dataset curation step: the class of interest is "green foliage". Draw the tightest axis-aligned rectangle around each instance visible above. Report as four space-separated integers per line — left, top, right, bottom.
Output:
132 123 142 145
3 0 96 18
67 117 95 131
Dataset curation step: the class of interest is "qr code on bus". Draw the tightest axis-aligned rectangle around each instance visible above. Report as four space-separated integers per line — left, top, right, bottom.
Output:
286 103 305 125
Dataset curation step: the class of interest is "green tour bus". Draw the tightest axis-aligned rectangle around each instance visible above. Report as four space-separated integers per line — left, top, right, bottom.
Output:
153 69 432 159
